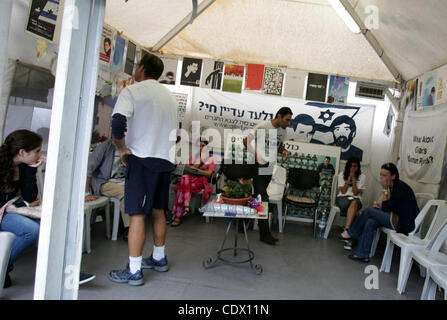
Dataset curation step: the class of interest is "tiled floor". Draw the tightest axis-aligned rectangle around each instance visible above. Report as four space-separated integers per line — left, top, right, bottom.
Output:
1 213 442 300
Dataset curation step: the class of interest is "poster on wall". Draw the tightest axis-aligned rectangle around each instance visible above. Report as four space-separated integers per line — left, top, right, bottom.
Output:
402 78 418 111
435 65 447 105
99 25 114 64
111 34 126 71
25 0 61 42
327 75 349 104
306 73 328 102
191 89 374 163
124 41 136 75
383 104 395 137
158 55 178 85
173 92 188 124
180 57 202 87
400 107 447 184
262 67 284 96
200 60 224 89
421 70 438 107
245 64 265 91
222 64 244 93
283 69 306 99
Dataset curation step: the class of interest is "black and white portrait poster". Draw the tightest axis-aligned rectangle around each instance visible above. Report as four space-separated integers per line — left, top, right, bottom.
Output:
26 0 61 42
262 67 284 96
200 59 224 89
191 90 375 163
306 73 328 102
180 57 202 87
124 41 136 76
158 55 178 85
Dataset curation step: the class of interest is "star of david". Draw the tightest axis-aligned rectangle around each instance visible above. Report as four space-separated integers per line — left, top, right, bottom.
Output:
318 109 335 123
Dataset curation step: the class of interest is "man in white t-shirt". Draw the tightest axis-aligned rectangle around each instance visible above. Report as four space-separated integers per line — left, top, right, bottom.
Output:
108 53 177 286
243 107 292 245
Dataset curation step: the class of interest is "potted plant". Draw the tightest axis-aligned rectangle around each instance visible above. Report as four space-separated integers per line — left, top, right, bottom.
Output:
220 179 252 205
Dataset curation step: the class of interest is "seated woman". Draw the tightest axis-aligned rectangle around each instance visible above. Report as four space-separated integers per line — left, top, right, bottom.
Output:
171 139 216 227
0 130 43 288
339 162 419 263
336 157 366 249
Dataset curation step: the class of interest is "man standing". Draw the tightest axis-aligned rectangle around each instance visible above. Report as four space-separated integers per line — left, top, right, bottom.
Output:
108 53 177 286
244 107 292 245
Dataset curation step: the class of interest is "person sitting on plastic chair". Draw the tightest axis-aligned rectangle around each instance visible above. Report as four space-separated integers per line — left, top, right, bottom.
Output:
86 139 129 241
335 157 366 250
170 139 216 227
339 163 419 263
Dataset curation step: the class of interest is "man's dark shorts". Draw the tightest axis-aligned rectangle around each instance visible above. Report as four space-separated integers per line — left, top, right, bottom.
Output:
335 196 362 216
124 155 172 215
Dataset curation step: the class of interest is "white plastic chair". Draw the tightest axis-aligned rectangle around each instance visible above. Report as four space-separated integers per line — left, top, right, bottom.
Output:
379 200 447 294
401 222 447 296
370 193 435 258
0 231 16 297
83 196 111 253
421 265 447 300
109 197 121 241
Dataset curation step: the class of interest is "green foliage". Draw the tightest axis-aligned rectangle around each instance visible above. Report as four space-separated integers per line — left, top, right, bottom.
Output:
224 179 252 199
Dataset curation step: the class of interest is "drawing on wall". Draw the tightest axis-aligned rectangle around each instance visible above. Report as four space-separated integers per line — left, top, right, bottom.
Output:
180 57 203 87
200 60 224 89
262 67 284 95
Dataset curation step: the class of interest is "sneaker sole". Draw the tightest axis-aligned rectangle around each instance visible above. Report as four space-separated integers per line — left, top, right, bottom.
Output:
108 275 144 286
141 264 169 272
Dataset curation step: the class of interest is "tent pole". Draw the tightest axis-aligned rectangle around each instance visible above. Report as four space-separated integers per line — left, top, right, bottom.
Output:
33 0 105 300
152 0 216 52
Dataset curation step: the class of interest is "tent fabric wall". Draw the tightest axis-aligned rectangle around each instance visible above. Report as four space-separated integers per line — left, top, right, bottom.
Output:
0 59 16 141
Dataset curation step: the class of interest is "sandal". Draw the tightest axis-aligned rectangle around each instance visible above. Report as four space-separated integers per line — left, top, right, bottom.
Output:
171 217 183 227
348 254 369 263
182 205 191 217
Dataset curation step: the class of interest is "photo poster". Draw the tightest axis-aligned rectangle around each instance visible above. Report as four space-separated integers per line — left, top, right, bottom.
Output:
25 0 61 43
124 40 136 75
262 67 284 96
173 92 188 125
111 33 126 71
222 64 245 93
180 57 203 87
244 64 265 91
200 59 224 89
416 75 423 110
282 140 341 216
100 24 114 64
435 64 447 105
306 73 328 102
383 104 395 137
327 75 349 104
402 78 418 111
421 70 438 107
400 107 447 184
191 90 374 163
283 68 306 99
158 55 179 85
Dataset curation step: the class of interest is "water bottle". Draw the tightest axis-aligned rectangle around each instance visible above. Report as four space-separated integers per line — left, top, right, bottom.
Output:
317 209 327 238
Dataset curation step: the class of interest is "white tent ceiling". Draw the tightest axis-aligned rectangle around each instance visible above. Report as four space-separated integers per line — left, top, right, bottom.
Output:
104 0 447 85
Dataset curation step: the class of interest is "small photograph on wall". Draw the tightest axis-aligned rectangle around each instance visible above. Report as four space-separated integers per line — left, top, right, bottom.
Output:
327 75 349 104
245 64 265 91
100 25 114 64
180 57 203 87
262 67 284 96
124 41 136 76
200 60 224 89
26 0 61 42
111 34 126 71
422 70 438 107
306 73 328 102
402 78 418 111
283 69 306 99
222 64 245 93
383 105 395 137
158 55 178 85
435 65 447 105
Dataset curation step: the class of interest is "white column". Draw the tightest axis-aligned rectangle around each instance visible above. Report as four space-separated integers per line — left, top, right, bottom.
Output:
34 0 106 300
0 0 13 141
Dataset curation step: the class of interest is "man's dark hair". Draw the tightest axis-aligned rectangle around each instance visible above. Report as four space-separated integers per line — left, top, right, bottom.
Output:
331 115 356 132
381 162 399 180
139 53 164 80
275 107 293 119
293 113 316 133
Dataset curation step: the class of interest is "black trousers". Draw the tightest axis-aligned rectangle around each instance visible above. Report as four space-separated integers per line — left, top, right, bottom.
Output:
252 164 273 237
